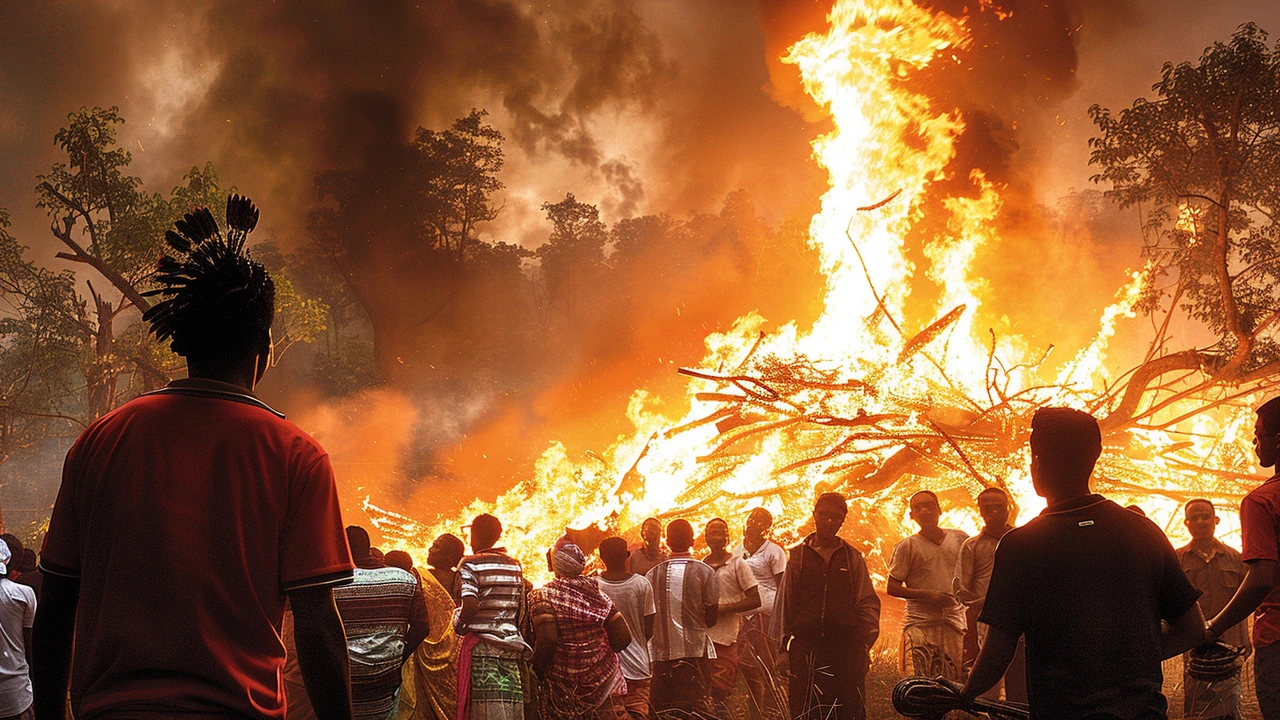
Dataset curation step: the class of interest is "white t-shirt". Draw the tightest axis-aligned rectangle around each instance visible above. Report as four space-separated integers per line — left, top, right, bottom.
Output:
888 529 969 633
596 574 656 680
731 539 787 615
705 555 758 646
0 578 36 716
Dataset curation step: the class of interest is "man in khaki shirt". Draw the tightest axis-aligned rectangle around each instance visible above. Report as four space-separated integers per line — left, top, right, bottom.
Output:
1177 499 1250 719
955 487 1025 702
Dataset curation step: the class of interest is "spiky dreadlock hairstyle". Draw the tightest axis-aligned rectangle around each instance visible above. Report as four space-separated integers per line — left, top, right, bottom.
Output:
142 194 274 363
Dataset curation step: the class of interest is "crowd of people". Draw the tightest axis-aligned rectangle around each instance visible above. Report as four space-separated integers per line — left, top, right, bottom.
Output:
3 197 1280 720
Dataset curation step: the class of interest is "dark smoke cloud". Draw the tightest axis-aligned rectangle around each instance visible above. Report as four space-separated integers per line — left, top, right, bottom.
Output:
1 0 1278 519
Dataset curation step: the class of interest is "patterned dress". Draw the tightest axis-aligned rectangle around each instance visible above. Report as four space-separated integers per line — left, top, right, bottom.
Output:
530 576 626 719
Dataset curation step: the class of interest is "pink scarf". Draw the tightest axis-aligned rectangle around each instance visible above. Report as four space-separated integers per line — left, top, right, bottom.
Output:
455 633 482 720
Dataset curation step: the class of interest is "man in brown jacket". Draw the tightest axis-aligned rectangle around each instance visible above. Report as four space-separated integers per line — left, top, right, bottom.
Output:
776 493 881 720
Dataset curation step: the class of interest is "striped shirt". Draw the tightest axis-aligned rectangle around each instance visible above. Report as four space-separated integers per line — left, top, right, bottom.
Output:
646 554 719 661
334 565 430 720
458 547 526 648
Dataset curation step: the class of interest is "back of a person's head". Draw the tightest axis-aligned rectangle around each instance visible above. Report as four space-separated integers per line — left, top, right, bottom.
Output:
471 514 502 550
666 519 694 551
346 525 372 560
599 536 629 569
143 195 275 372
384 550 414 573
0 534 23 562
1030 407 1102 490
436 533 466 565
19 549 36 573
1259 396 1280 435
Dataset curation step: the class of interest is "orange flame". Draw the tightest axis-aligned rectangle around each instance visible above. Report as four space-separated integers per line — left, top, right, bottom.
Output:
368 0 1266 582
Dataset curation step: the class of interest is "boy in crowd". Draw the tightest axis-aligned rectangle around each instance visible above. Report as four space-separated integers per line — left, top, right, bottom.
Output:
888 490 968 679
596 537 657 720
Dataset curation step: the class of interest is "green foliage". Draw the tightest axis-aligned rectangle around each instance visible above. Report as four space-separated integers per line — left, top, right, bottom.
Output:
416 109 505 259
250 240 330 365
537 193 608 323
1089 23 1280 369
0 210 87 457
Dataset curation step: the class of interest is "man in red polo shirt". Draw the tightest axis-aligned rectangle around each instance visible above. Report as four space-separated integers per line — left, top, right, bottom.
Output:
31 196 355 720
1207 396 1280 718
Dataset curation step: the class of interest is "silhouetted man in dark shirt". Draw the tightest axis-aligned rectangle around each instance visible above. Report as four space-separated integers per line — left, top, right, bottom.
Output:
960 407 1206 719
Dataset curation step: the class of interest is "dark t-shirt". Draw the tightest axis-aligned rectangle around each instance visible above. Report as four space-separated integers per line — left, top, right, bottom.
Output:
41 380 354 720
979 495 1200 719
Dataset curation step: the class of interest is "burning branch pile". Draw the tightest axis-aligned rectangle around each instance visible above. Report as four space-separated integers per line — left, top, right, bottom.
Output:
366 3 1280 580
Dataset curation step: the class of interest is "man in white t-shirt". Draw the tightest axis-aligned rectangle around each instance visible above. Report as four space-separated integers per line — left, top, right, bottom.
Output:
731 508 786 718
887 490 968 679
596 536 657 720
0 540 36 720
703 518 760 715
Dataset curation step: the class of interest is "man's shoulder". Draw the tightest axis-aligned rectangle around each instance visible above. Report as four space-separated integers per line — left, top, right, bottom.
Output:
461 549 523 570
0 578 34 605
1245 477 1280 506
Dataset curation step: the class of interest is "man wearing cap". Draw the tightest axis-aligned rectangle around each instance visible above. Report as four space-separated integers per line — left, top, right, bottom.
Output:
776 493 880 720
0 541 36 720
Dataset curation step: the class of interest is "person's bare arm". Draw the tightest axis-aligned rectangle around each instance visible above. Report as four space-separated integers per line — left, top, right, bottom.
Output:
643 612 655 640
959 624 1019 702
532 614 558 674
604 610 632 652
1162 601 1208 659
289 585 354 720
704 603 719 628
460 595 480 624
721 585 761 615
32 573 78 720
1210 559 1276 641
402 585 431 664
887 576 952 605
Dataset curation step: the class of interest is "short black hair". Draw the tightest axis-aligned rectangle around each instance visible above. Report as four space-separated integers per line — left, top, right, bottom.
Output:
599 536 629 567
1259 397 1280 435
384 550 414 572
1030 407 1102 488
910 490 939 505
1185 498 1215 514
471 514 502 550
667 519 694 551
977 487 1008 501
346 525 371 560
436 533 466 562
814 492 848 515
143 195 274 366
642 517 662 530
0 534 23 561
706 517 728 531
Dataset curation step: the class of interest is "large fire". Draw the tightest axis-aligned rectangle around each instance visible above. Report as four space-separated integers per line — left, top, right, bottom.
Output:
368 0 1266 583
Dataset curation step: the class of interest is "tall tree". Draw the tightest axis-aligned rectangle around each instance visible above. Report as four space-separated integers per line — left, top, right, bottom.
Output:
0 210 87 464
310 110 513 382
416 109 505 261
1089 23 1280 430
537 193 608 327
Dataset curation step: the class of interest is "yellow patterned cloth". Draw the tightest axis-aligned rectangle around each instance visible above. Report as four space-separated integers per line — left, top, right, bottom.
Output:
396 573 460 720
